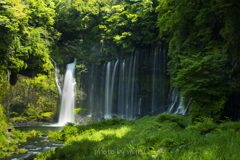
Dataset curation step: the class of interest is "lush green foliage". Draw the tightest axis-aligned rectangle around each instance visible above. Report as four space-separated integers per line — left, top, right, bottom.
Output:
0 0 58 80
157 0 240 120
1 0 240 158
1 0 239 126
0 0 59 130
0 0 59 126
0 125 41 159
49 0 240 120
2 74 58 124
36 114 240 159
51 0 160 65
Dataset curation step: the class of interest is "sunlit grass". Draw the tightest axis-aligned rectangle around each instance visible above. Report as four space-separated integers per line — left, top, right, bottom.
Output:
67 126 131 143
36 114 240 160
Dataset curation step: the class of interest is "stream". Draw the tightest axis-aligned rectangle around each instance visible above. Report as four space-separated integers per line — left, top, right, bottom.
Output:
4 126 64 160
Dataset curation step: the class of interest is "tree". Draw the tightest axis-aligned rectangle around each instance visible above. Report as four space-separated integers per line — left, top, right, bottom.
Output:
157 0 240 121
0 0 59 125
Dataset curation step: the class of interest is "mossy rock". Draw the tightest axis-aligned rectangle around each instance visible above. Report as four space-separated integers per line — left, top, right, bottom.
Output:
18 148 28 154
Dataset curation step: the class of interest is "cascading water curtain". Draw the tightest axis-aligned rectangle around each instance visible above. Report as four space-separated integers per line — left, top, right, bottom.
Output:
84 46 187 120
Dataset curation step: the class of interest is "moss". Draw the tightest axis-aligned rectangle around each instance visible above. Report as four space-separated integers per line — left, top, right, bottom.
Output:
10 116 27 122
41 112 54 118
18 149 28 154
74 108 81 115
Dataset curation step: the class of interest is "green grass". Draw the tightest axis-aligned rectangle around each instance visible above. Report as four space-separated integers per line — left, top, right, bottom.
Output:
36 114 240 160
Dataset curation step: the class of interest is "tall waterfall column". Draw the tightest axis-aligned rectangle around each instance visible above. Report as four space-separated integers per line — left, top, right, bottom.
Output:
58 59 77 126
104 62 112 119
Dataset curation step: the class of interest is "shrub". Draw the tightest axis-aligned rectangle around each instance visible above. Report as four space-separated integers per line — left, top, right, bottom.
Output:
59 126 79 140
29 130 42 137
8 145 18 152
188 117 217 135
66 122 75 127
156 114 189 129
48 131 59 139
217 121 240 132
0 134 9 148
12 130 27 142
160 138 175 148
0 150 5 159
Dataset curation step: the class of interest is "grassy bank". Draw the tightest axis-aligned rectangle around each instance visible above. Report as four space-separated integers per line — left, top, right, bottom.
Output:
36 114 240 159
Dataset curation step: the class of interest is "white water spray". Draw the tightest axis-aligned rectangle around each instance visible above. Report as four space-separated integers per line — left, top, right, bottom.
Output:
104 62 112 119
51 58 62 95
57 59 77 126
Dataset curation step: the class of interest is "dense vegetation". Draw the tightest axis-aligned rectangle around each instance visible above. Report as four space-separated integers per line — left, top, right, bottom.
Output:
0 125 42 159
3 74 58 124
0 0 59 157
58 0 240 121
0 0 240 159
157 0 240 121
1 0 240 125
36 114 240 159
0 0 59 122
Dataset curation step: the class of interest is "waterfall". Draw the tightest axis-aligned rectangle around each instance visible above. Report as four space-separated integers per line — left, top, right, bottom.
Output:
57 59 77 126
167 89 188 115
82 46 187 120
151 49 157 115
89 64 94 115
127 52 138 119
51 58 62 95
117 60 125 117
104 62 112 119
167 88 180 114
